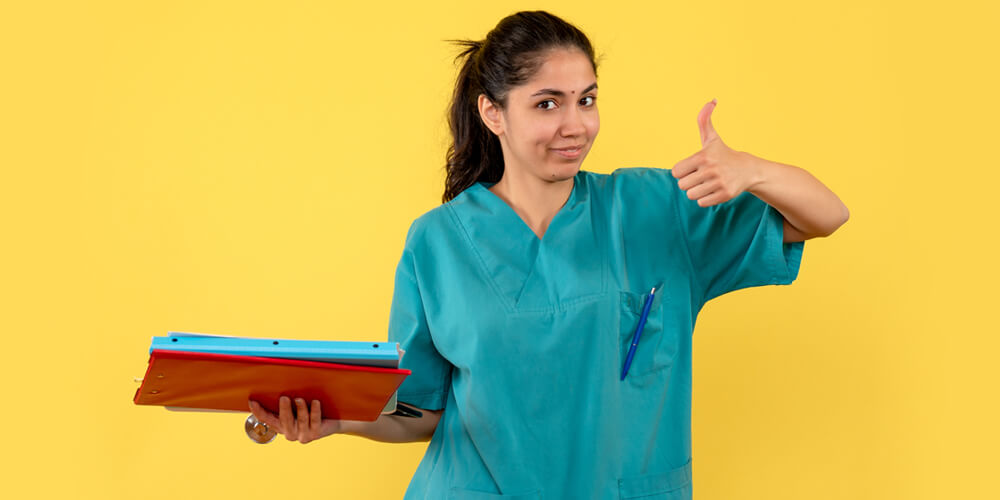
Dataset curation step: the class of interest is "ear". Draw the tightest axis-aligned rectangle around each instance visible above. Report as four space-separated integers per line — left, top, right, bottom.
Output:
477 94 504 136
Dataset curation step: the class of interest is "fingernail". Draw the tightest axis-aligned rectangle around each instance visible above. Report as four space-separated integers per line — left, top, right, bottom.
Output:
711 98 717 105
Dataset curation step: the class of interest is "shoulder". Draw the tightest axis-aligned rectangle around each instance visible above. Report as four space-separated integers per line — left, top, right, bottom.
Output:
403 203 452 250
402 186 483 252
609 166 678 186
581 167 682 202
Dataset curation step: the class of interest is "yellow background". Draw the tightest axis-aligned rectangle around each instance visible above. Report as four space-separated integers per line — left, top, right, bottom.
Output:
2 1 997 498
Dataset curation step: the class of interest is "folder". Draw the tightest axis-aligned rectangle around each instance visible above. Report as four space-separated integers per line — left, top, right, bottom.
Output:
152 332 401 367
133 349 411 422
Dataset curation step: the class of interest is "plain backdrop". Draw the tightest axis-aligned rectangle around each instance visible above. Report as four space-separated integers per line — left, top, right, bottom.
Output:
1 1 997 498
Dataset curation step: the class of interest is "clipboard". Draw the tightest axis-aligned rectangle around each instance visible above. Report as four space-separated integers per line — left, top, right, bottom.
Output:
133 349 411 422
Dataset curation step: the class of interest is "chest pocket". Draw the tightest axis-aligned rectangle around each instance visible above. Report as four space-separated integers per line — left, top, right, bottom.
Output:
619 287 676 379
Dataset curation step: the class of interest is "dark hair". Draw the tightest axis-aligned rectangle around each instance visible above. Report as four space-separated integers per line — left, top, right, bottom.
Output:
442 11 599 202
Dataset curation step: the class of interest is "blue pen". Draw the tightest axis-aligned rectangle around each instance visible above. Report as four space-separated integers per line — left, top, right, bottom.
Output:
621 287 656 380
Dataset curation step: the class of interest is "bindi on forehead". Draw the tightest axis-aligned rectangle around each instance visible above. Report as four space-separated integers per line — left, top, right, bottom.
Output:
529 82 598 98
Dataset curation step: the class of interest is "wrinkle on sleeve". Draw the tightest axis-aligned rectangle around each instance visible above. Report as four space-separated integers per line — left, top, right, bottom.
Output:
671 180 804 303
387 223 452 411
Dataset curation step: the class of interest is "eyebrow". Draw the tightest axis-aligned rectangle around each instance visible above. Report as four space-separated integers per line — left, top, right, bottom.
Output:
530 82 598 98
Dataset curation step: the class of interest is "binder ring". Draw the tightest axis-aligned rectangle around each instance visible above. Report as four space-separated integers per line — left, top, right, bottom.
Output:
245 414 277 444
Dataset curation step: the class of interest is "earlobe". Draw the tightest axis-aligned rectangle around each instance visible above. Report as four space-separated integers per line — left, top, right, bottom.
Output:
477 94 503 136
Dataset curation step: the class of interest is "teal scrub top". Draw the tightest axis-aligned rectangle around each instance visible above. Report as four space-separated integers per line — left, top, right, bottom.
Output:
388 167 804 500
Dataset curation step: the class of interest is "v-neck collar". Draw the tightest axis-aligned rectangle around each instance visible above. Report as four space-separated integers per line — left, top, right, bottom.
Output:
471 173 581 244
446 171 606 312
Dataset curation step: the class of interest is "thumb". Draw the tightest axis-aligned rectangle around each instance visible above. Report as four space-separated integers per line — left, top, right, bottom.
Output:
697 98 720 147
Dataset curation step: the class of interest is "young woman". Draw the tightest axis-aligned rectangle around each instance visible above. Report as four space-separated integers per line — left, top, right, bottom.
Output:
250 10 848 499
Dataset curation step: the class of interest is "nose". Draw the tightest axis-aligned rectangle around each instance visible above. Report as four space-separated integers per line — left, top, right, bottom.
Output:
559 101 587 138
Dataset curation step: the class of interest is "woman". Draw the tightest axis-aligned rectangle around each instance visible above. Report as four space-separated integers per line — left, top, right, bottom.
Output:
250 10 848 499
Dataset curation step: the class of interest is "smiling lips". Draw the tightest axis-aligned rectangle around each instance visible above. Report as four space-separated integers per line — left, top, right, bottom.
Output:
553 144 584 158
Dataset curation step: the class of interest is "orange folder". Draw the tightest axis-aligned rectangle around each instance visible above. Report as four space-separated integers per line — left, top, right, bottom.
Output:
133 349 411 421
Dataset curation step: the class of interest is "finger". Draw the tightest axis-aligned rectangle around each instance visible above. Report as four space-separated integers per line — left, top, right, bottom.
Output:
672 151 704 179
697 98 719 147
676 168 708 191
295 398 310 442
279 396 297 441
685 181 717 201
310 400 322 437
697 190 730 207
249 400 281 430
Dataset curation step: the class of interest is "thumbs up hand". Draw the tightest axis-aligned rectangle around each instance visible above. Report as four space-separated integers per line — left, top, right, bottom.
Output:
672 99 760 207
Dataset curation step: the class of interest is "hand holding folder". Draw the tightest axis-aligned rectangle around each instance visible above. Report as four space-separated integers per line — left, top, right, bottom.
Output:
133 332 412 423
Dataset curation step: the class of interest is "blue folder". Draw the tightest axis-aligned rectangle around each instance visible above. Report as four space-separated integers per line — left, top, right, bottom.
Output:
150 332 401 368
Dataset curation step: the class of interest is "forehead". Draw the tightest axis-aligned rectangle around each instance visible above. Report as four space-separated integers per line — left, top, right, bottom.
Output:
513 48 596 95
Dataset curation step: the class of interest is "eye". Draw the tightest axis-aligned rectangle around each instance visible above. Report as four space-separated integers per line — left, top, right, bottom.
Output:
536 100 556 111
581 95 596 106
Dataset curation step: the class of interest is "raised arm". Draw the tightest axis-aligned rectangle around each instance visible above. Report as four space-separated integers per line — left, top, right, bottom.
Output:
742 155 849 242
671 99 849 243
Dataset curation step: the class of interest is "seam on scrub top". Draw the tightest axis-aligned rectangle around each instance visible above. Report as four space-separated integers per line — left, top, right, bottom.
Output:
668 175 708 306
768 203 807 284
784 238 806 284
765 203 805 285
398 389 448 399
510 291 609 315
444 202 515 314
589 171 610 295
398 390 448 410
765 204 784 284
510 245 542 310
710 198 777 298
401 248 452 386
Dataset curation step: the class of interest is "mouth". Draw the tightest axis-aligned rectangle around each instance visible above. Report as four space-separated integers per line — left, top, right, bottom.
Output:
551 144 585 159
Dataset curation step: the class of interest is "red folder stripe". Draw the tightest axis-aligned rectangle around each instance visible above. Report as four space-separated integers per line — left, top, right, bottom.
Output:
133 349 411 422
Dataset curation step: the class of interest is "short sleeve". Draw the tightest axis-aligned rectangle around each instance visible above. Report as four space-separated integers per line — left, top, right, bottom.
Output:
672 179 804 303
387 225 452 411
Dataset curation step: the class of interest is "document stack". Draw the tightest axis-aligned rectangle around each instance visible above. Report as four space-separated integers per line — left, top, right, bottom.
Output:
133 332 411 422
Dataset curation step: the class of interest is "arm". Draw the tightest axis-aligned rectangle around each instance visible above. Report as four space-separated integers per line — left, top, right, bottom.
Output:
672 99 849 243
249 397 442 444
742 153 850 242
340 407 443 443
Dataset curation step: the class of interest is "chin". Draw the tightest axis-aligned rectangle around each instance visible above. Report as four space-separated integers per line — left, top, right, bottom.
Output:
546 164 581 182
551 156 585 179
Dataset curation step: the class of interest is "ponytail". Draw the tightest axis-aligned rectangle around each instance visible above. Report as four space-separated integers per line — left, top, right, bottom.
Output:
443 40 503 202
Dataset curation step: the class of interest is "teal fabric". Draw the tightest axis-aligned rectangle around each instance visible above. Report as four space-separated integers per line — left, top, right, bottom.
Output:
387 167 804 499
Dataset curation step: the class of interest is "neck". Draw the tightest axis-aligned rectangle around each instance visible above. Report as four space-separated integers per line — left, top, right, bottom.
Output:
488 170 575 240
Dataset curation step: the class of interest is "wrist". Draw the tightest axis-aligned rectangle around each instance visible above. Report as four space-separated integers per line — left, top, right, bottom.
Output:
337 420 363 436
742 152 788 194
